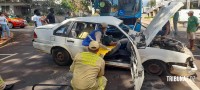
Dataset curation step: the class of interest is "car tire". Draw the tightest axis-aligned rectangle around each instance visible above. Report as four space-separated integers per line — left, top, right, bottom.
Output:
52 48 72 66
8 22 13 28
143 60 167 76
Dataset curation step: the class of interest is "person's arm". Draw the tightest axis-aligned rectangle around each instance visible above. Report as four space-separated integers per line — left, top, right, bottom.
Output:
164 22 170 36
70 54 79 72
98 60 105 76
45 14 50 24
195 17 199 27
109 41 117 46
95 31 102 43
32 17 37 27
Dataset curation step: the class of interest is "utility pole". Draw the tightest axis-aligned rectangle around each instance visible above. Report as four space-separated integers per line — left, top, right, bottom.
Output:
186 0 190 9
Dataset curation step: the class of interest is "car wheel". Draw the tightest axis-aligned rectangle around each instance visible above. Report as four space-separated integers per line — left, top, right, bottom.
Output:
143 60 167 76
52 48 72 66
8 22 13 28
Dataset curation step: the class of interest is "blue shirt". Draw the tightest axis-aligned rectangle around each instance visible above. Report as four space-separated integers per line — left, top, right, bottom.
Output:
82 29 102 46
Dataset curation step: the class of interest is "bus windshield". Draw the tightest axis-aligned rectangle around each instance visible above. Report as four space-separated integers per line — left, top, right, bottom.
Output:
96 0 141 17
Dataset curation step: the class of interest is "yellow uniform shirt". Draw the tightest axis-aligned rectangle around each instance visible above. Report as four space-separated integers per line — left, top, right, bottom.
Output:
70 52 105 90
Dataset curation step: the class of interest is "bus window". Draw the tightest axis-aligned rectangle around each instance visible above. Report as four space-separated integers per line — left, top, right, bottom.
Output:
97 0 141 16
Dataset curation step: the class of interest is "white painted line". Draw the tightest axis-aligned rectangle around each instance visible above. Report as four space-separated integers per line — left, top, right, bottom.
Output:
185 78 200 90
0 53 18 61
193 55 200 57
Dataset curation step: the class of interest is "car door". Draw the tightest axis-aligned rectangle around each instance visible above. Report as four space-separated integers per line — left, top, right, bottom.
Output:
52 21 73 49
118 24 144 90
128 40 144 90
66 22 96 57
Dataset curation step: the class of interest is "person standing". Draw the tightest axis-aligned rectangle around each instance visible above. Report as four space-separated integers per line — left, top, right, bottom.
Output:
65 12 70 20
0 25 2 41
70 41 107 90
92 9 100 16
31 9 42 27
0 12 10 39
187 11 199 51
173 11 179 35
46 8 55 24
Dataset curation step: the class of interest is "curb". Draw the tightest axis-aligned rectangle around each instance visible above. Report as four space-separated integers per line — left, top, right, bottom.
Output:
0 32 14 47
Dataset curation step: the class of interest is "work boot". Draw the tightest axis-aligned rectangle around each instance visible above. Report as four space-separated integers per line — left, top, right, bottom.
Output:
4 84 14 90
187 39 191 49
191 47 195 51
191 40 195 51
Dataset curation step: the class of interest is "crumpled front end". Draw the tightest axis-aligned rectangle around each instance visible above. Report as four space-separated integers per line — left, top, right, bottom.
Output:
169 57 197 76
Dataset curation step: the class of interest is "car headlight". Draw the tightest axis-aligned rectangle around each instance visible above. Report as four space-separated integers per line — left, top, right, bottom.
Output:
186 57 194 68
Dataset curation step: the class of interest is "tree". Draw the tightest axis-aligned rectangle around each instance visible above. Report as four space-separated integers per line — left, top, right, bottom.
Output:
147 0 156 7
61 0 77 12
61 0 90 13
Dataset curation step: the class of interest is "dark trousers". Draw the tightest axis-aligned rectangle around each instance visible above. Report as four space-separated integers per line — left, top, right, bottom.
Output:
0 27 2 39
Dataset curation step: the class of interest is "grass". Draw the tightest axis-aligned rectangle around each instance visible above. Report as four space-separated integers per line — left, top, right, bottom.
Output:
144 16 154 19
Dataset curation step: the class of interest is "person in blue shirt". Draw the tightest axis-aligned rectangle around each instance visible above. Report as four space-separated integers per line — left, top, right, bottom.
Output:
157 21 170 36
173 11 179 35
82 23 128 56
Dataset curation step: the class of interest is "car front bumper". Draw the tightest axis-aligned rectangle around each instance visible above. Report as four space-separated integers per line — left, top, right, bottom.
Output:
170 62 197 76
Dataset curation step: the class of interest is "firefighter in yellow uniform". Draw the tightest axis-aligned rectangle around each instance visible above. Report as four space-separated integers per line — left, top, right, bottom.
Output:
70 41 107 90
0 75 14 90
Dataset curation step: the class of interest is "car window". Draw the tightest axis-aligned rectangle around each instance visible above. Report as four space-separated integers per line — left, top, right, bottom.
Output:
106 25 124 38
54 21 72 36
68 22 96 39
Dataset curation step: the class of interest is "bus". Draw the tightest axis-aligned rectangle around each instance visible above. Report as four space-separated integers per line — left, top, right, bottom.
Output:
91 0 142 32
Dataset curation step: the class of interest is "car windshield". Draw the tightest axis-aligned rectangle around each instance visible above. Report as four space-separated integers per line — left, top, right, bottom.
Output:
8 15 17 18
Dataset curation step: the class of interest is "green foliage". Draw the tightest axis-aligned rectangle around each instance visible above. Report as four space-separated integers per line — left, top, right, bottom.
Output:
61 0 90 12
147 0 156 7
80 0 90 11
61 0 77 12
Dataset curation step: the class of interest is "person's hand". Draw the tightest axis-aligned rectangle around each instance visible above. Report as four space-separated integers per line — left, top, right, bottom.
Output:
106 47 111 51
110 41 117 46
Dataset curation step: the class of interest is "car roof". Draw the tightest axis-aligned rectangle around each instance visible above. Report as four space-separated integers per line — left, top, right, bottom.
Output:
64 16 123 26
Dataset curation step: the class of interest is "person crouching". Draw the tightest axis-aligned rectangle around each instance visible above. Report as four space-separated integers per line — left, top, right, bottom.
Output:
70 41 107 90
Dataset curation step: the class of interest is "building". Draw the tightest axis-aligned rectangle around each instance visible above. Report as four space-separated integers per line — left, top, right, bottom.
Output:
0 0 31 16
143 0 199 17
167 0 200 9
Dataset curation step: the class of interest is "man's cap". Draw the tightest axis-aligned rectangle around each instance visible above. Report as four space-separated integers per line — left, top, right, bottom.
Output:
188 11 194 14
89 41 100 51
101 23 108 28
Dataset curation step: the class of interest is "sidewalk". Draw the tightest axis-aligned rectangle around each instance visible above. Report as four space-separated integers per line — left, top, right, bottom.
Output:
0 32 14 47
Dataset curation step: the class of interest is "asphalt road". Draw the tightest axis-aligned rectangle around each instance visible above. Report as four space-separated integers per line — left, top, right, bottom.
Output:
0 26 199 90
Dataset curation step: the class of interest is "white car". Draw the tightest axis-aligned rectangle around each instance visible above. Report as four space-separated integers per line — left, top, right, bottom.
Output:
33 2 196 79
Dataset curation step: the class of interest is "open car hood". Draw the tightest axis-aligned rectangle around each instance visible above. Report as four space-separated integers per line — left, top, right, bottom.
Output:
144 2 184 46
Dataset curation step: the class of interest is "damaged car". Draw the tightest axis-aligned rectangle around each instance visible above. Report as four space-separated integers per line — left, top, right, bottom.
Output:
33 16 144 90
32 1 197 80
130 2 197 76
